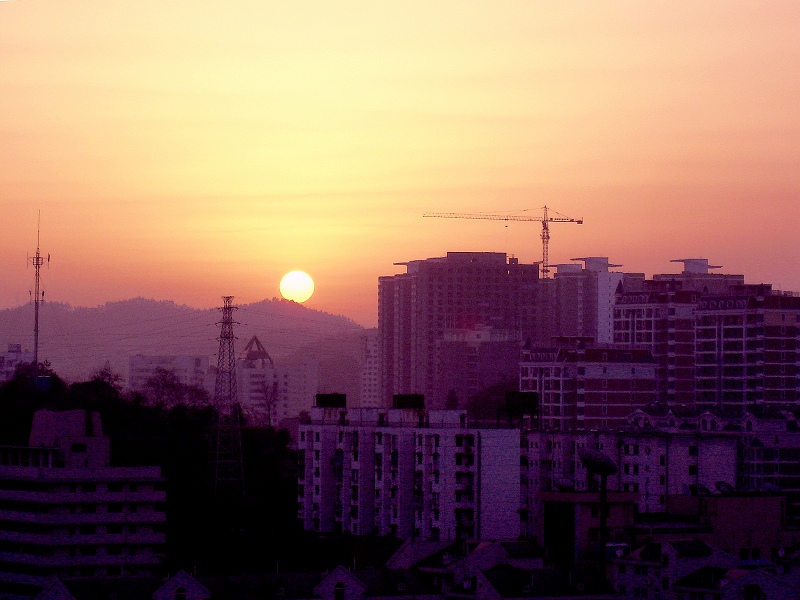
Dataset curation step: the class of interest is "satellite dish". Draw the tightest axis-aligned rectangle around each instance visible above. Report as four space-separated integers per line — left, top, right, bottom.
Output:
696 483 711 495
715 481 735 494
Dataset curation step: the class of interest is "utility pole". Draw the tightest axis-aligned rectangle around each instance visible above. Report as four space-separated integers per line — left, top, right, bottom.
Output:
212 296 245 500
28 213 49 378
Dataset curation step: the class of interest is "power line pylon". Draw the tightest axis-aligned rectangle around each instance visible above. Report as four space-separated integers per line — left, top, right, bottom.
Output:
423 206 583 278
28 213 49 379
212 296 245 500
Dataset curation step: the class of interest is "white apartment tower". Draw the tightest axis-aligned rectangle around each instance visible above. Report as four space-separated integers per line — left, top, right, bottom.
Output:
548 257 629 345
0 344 33 382
237 336 320 426
128 355 210 398
297 398 520 541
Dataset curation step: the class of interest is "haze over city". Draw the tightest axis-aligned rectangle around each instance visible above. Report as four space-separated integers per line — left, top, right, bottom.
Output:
2 1 799 327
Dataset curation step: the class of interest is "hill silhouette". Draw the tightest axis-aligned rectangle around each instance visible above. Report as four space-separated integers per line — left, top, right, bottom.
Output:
0 298 364 395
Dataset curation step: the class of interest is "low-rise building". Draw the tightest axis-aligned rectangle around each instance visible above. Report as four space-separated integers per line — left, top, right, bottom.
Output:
0 344 33 382
0 410 166 597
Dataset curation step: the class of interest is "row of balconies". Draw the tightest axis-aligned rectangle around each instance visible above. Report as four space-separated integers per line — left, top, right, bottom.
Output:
0 549 163 567
0 509 166 525
0 490 165 504
0 529 164 547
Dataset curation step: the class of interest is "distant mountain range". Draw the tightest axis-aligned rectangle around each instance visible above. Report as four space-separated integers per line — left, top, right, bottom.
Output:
0 298 365 398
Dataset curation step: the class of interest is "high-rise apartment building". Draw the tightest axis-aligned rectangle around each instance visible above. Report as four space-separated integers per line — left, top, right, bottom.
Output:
694 285 800 409
378 252 539 407
359 330 381 408
435 326 520 408
546 258 635 345
653 258 745 294
614 259 747 408
614 282 700 407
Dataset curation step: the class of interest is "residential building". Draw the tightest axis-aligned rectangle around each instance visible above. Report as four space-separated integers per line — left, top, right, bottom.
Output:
359 329 381 408
436 327 520 408
297 398 520 541
610 539 738 600
237 336 320 426
694 285 800 409
0 344 33 382
378 252 539 408
548 257 632 345
613 282 700 408
519 343 657 430
652 258 745 295
0 409 166 597
128 355 210 400
519 416 741 540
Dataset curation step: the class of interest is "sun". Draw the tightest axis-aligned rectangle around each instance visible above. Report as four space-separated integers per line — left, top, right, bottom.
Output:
279 270 315 303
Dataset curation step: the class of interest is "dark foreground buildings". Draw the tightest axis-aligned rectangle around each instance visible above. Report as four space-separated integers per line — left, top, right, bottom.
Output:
0 409 166 597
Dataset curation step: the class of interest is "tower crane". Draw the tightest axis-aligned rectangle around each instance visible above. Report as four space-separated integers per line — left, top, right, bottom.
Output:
423 206 583 278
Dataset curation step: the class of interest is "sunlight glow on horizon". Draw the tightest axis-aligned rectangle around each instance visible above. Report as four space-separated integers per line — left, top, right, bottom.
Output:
1 1 799 327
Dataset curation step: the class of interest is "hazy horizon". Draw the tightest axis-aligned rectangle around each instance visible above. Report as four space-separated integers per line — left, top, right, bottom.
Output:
3 1 799 328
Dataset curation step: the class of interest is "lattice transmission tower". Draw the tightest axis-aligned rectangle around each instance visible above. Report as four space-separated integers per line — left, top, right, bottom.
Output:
211 296 245 499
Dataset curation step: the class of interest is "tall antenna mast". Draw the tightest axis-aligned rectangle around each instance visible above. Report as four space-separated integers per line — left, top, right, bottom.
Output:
212 296 245 499
28 212 49 378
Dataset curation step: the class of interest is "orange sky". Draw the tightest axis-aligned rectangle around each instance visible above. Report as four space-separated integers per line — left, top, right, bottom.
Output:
2 1 799 327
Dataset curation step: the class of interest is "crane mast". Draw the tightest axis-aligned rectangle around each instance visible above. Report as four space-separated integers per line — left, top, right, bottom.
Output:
423 205 583 278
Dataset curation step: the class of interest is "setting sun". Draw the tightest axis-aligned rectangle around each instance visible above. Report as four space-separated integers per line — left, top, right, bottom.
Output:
279 271 315 303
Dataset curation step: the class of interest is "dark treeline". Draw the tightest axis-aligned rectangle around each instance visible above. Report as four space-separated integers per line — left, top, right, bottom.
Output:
0 362 304 575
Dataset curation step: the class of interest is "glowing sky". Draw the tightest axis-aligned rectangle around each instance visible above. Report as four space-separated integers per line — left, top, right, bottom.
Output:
2 1 799 327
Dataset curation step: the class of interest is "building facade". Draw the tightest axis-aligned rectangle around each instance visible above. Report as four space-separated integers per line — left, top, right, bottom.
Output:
378 252 539 408
0 410 166 596
694 285 800 409
436 327 520 408
0 344 33 382
359 330 381 408
128 355 210 400
297 400 520 541
520 344 657 431
547 257 630 345
236 335 321 426
614 283 699 408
